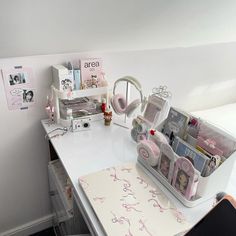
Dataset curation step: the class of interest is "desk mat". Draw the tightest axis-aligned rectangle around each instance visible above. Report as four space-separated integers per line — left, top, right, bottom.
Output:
78 163 191 236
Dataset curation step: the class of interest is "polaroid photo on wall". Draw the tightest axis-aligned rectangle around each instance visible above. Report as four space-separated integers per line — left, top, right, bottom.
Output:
1 67 35 110
172 136 209 176
172 157 200 200
8 72 28 86
22 89 35 103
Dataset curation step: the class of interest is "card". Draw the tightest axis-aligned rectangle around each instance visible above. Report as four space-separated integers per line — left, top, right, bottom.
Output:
162 107 189 141
172 137 209 176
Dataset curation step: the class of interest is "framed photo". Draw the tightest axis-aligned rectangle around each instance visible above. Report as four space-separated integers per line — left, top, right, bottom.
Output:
157 143 177 183
172 157 200 200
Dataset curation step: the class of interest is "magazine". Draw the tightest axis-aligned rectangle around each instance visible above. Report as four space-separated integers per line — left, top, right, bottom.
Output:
80 58 103 89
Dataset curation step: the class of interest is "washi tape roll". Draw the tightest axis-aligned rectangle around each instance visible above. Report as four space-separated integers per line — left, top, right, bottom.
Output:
137 140 160 166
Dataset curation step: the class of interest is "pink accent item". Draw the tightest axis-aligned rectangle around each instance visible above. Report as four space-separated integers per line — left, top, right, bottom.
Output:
150 129 156 136
197 136 223 156
111 96 141 117
111 94 127 114
126 99 141 117
137 140 160 166
198 122 236 157
150 130 168 146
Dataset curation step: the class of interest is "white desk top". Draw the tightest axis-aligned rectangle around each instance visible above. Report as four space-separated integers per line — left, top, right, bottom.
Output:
41 119 236 236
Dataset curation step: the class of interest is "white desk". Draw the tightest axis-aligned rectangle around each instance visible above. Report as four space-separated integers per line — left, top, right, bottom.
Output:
42 119 236 236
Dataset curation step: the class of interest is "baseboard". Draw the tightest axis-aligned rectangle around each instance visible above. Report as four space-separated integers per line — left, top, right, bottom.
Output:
1 214 53 236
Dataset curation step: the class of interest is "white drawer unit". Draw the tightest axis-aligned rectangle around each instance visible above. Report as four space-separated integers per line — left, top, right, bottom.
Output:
48 160 73 221
48 160 90 236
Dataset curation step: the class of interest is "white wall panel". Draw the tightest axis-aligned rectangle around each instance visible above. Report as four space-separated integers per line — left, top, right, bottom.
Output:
0 0 236 58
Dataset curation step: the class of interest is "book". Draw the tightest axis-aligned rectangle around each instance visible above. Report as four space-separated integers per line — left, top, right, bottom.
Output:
73 68 81 90
80 58 103 89
172 136 210 176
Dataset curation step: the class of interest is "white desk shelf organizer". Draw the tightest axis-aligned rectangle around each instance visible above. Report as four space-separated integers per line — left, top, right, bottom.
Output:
52 85 108 127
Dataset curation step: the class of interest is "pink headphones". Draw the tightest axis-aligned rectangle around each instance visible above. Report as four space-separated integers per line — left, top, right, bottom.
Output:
111 76 143 117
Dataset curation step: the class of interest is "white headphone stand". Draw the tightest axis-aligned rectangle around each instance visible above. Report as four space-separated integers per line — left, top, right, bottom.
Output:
113 81 131 129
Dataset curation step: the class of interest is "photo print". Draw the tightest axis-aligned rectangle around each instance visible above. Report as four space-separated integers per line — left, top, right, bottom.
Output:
9 72 27 86
159 154 171 179
174 169 190 195
23 89 34 103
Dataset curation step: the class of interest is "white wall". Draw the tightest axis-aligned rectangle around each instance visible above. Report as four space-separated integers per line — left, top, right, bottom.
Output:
0 0 236 58
1 42 236 234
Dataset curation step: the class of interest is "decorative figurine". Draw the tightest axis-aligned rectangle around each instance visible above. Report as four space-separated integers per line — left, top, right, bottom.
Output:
101 98 107 113
104 107 112 126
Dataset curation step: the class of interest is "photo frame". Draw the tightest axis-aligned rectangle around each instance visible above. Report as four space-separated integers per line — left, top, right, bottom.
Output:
157 143 177 183
172 157 200 200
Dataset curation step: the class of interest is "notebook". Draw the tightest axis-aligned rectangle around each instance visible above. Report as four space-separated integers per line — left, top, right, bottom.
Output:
79 163 191 236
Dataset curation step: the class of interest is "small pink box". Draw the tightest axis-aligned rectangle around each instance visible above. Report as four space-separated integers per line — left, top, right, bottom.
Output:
197 136 223 156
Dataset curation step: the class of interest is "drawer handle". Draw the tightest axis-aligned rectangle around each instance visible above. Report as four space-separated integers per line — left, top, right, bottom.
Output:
49 190 58 196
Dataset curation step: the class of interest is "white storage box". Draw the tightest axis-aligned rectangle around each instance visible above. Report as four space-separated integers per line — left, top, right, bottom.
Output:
48 160 73 221
138 152 236 207
52 65 74 91
138 114 236 207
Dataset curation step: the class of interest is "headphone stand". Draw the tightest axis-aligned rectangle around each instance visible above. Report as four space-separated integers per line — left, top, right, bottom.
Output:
113 81 131 129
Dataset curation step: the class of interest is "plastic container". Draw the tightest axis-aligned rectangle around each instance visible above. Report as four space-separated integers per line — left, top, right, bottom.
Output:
48 160 73 220
137 117 236 207
138 152 236 207
51 85 108 127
